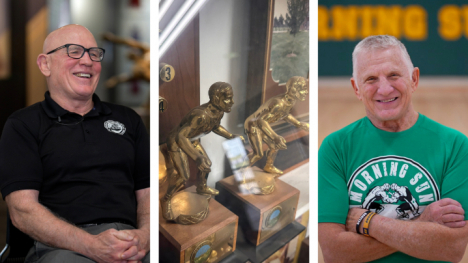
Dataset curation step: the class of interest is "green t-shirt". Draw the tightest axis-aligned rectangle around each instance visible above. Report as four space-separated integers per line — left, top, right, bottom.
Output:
319 114 468 263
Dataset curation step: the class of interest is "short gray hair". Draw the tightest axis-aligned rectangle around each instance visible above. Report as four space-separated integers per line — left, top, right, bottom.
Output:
352 35 414 81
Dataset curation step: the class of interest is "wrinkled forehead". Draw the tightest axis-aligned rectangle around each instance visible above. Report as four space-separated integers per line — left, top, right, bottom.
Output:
43 25 97 53
356 48 408 74
356 47 403 66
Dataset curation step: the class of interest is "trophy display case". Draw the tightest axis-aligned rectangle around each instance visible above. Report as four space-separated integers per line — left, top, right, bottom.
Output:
159 0 309 262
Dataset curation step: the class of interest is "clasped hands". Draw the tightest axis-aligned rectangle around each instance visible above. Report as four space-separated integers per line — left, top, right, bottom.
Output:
345 198 466 235
90 228 149 263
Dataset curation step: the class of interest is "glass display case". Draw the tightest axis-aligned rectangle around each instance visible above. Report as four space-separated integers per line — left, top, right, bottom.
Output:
159 0 309 262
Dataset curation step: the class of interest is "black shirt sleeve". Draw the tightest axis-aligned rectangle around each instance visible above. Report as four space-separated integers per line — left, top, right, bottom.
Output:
0 117 43 199
132 113 150 191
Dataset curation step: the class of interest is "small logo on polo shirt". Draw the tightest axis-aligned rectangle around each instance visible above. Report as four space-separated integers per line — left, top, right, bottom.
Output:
104 120 126 135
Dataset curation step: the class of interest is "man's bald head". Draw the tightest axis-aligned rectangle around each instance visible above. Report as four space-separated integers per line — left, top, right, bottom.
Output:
37 24 102 107
43 24 96 54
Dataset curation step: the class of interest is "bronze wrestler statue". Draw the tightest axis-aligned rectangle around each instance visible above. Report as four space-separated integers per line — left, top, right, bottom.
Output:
102 32 150 88
161 82 244 221
245 76 309 175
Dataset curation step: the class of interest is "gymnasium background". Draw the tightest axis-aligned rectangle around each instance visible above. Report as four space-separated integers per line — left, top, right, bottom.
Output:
318 1 468 262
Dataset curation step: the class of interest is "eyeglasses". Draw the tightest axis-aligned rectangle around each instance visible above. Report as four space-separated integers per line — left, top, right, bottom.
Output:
46 44 105 62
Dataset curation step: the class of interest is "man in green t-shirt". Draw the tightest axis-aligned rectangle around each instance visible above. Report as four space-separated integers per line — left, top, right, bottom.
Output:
318 35 468 263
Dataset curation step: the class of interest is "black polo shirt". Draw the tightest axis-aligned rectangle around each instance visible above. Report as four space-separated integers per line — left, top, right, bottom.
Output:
0 92 149 226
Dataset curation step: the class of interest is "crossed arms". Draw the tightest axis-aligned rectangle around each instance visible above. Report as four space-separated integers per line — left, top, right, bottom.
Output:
6 187 150 263
319 198 468 263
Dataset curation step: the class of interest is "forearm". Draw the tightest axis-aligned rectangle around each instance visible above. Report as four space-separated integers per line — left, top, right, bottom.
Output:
319 223 396 263
136 197 150 231
285 114 301 127
6 193 94 257
370 215 468 262
135 188 150 252
213 126 234 139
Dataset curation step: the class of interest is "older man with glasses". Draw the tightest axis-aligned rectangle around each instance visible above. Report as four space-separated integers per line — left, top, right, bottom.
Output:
0 24 149 263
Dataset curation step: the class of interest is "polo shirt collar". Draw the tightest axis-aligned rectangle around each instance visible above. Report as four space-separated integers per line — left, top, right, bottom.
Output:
40 91 112 119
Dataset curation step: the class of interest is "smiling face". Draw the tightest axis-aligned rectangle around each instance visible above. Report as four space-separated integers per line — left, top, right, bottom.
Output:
41 25 101 102
351 47 419 128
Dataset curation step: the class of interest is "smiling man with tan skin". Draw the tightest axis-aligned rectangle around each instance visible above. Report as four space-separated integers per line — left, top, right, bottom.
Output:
0 25 149 263
318 35 468 262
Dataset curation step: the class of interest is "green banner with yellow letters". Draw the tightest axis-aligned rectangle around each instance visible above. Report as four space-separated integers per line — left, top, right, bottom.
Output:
319 0 468 76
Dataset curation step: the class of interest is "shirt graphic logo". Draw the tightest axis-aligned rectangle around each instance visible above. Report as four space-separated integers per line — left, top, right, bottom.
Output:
348 156 440 220
104 120 126 135
362 183 420 219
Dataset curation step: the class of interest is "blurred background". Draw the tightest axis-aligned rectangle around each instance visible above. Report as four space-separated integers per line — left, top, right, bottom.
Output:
0 0 149 251
319 0 468 262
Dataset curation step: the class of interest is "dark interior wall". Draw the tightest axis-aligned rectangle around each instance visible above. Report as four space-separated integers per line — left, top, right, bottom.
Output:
0 0 47 251
0 0 27 136
27 0 46 18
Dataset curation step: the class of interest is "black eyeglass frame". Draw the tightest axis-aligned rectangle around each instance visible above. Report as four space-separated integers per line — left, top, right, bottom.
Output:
46 44 105 62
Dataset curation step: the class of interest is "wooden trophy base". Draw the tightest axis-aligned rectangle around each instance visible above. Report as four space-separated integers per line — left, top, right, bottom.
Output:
215 168 299 246
159 186 239 263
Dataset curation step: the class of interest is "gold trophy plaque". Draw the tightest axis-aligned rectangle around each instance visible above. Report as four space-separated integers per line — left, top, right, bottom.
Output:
159 191 238 263
215 168 299 246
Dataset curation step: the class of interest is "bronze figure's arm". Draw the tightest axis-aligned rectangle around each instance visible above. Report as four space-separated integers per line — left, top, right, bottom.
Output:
213 125 245 142
285 114 309 131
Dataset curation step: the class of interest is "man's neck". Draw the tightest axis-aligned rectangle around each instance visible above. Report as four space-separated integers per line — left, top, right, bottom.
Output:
368 110 419 132
50 92 94 116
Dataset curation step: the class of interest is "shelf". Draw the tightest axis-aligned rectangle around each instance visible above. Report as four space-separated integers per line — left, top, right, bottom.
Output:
221 221 305 263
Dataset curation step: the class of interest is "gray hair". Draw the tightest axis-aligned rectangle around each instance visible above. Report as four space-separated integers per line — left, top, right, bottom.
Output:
352 35 414 81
